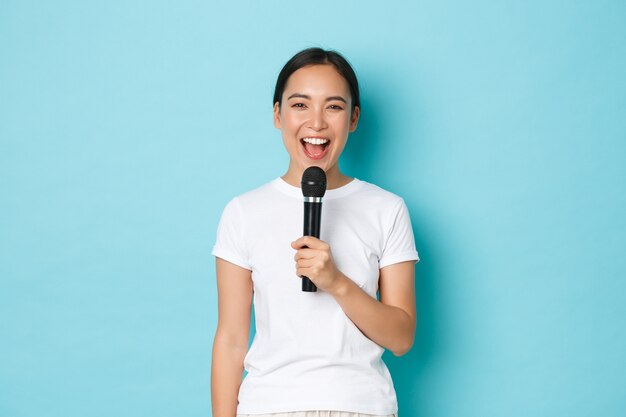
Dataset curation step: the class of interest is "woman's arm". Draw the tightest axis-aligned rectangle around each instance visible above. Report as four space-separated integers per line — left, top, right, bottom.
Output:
332 261 416 356
292 237 416 356
211 258 253 417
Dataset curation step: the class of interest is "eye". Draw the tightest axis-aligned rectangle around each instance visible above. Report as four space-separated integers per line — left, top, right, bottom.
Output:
327 104 344 110
292 102 306 109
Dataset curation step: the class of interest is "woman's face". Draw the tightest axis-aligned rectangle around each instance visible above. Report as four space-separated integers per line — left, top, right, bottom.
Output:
274 64 359 183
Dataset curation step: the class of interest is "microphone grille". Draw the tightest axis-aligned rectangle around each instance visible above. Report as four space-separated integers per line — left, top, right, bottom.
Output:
301 167 327 197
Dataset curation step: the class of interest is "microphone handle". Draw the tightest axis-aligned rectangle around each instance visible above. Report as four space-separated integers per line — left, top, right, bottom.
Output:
302 201 322 292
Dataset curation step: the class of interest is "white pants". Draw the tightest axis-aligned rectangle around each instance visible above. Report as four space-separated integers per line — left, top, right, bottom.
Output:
237 412 397 417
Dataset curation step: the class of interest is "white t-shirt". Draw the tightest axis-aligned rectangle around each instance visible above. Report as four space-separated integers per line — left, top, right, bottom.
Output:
212 177 419 415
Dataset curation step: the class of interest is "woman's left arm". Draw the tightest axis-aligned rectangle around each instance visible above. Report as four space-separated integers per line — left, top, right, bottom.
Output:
292 237 416 356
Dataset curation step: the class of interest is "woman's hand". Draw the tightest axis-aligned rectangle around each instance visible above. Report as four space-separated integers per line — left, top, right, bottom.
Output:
291 237 416 355
291 236 345 293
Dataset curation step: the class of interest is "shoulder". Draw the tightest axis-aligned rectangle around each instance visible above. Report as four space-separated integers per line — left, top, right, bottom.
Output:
218 179 291 224
351 179 406 209
223 180 279 208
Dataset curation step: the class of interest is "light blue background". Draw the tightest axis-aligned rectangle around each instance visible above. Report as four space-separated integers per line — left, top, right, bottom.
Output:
1 1 625 416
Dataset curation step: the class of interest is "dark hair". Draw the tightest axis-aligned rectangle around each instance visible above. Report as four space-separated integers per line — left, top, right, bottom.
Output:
273 47 360 112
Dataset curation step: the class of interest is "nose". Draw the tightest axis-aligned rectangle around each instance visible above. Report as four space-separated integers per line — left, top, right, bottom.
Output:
309 107 327 130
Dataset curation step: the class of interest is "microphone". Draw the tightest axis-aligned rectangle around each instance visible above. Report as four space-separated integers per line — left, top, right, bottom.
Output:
301 166 327 292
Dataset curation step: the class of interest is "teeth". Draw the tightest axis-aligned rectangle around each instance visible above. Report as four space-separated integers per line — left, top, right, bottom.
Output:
302 138 329 145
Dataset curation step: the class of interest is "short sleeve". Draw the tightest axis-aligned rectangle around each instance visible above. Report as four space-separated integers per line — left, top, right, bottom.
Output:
211 198 251 270
379 198 420 269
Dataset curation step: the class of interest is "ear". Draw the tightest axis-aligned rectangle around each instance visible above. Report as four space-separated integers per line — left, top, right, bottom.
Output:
273 102 282 129
349 106 360 132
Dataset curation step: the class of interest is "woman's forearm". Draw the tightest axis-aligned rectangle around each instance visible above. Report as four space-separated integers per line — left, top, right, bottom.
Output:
211 336 247 417
329 272 415 356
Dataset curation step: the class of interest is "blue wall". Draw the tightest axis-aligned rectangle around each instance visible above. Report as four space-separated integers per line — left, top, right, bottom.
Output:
1 1 625 416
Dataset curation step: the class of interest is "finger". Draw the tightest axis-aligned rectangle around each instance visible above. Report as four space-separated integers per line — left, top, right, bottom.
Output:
293 236 322 249
292 236 318 249
296 258 316 269
296 266 314 279
292 236 328 250
293 248 317 261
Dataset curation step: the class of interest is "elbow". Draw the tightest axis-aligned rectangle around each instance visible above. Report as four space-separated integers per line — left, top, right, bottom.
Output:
390 314 416 356
390 345 411 357
390 338 414 357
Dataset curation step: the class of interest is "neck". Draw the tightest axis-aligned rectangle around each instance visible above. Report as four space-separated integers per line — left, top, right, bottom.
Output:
281 164 353 190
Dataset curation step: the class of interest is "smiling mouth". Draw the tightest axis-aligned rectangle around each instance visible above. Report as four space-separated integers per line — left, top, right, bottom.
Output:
301 137 330 160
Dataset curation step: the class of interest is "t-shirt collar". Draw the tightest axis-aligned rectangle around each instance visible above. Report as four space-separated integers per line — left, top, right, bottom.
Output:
272 176 362 200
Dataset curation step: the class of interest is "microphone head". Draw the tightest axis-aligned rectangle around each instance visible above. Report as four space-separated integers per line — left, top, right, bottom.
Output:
301 166 327 197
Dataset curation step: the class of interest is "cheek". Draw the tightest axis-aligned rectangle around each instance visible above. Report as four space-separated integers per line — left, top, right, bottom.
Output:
282 114 305 132
332 116 351 134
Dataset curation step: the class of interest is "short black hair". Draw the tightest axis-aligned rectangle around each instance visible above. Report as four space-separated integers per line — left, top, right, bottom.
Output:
273 47 360 112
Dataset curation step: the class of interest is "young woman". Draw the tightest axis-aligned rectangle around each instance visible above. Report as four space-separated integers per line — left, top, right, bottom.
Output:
211 48 419 417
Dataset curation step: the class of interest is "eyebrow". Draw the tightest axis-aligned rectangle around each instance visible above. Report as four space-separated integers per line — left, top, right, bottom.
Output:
287 93 347 104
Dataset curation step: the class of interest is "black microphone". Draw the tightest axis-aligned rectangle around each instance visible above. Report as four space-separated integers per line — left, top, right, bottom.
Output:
300 166 327 292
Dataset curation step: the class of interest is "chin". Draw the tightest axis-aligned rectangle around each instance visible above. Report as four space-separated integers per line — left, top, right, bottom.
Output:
299 159 329 172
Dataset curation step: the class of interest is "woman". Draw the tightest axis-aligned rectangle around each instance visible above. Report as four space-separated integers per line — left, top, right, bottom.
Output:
211 48 419 417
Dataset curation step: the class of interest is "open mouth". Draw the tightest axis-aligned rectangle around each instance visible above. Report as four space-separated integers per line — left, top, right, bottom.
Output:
300 137 330 160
